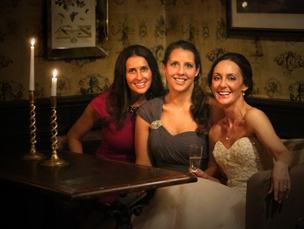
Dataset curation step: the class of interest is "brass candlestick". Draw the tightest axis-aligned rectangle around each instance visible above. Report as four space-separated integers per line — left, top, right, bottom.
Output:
21 91 46 160
41 96 69 167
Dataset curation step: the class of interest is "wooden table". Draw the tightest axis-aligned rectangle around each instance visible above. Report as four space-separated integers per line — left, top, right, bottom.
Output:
0 150 197 228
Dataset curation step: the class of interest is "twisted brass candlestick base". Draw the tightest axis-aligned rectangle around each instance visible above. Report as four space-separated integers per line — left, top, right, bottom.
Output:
41 150 69 166
22 144 47 160
41 97 69 167
21 91 46 160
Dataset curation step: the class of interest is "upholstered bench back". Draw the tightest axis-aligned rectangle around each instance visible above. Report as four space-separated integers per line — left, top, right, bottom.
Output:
282 138 304 164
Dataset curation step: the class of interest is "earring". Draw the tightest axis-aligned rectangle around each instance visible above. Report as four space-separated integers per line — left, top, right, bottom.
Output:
243 91 245 96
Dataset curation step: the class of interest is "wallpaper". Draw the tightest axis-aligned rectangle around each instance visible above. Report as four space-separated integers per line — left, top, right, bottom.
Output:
0 0 303 102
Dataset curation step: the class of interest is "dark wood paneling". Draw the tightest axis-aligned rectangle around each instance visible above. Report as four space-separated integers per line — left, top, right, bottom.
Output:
0 95 96 154
248 98 304 139
1 96 303 154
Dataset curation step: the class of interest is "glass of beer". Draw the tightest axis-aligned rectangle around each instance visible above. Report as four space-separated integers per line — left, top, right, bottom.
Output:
189 144 203 172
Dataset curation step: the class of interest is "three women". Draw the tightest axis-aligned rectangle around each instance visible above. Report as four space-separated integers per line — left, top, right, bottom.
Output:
68 41 293 228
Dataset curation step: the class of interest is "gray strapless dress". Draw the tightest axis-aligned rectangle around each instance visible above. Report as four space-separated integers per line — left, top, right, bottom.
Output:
137 97 208 173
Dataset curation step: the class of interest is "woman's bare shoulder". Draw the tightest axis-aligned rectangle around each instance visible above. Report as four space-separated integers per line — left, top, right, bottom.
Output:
244 106 273 134
244 106 268 121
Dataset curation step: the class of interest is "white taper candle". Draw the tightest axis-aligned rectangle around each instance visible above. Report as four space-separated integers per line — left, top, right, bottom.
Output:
51 69 57 96
29 38 35 91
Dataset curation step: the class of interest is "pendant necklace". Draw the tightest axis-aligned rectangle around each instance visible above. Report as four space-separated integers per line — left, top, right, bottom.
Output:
226 126 231 141
226 131 230 141
225 109 245 141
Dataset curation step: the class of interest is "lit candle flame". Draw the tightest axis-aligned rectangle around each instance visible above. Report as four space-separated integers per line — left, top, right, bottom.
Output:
31 38 35 47
53 69 57 78
242 1 248 8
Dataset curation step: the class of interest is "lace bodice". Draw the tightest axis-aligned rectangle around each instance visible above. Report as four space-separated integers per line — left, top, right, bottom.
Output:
213 137 274 197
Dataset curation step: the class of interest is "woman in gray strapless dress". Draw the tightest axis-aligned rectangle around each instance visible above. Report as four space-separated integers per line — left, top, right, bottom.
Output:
132 41 245 229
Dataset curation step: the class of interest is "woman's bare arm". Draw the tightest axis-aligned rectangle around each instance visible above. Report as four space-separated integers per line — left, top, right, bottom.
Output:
135 116 153 166
247 108 294 202
67 104 101 154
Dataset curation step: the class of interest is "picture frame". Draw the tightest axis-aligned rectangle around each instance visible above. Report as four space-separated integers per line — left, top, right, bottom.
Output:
46 0 108 59
226 0 304 36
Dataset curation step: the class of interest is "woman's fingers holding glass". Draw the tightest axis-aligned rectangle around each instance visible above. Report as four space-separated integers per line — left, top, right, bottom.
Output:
189 168 208 179
188 167 195 175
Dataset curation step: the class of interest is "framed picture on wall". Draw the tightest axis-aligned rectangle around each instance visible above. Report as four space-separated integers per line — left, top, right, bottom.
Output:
226 0 304 35
46 0 108 59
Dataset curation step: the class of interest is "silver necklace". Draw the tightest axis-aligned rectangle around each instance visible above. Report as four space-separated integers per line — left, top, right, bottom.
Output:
226 130 230 141
226 125 231 141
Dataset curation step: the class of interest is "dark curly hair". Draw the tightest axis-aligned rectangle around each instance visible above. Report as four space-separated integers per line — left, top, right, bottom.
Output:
162 40 211 134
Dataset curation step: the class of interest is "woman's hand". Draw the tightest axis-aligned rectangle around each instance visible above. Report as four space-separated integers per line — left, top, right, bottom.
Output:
268 160 291 204
189 168 208 178
189 168 221 183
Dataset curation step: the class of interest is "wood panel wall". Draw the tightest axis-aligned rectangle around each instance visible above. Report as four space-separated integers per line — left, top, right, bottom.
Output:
1 95 303 154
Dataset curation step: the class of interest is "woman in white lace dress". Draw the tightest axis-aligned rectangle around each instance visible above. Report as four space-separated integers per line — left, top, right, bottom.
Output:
193 52 294 203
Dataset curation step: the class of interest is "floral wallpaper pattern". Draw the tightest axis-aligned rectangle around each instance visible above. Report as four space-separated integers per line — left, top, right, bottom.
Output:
0 0 303 102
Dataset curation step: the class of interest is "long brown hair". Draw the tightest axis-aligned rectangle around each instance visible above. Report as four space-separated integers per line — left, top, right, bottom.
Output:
163 40 211 134
106 45 166 128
